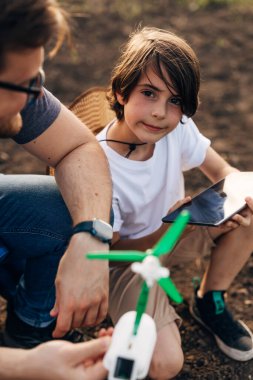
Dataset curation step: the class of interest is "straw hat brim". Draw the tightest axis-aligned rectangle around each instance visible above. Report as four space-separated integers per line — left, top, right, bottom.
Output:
47 87 115 175
69 87 115 135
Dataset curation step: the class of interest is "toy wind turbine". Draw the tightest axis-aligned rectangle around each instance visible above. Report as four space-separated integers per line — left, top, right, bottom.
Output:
87 210 189 313
86 210 190 380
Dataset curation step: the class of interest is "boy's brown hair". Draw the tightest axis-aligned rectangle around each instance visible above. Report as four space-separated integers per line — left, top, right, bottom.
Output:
108 26 200 120
0 0 70 70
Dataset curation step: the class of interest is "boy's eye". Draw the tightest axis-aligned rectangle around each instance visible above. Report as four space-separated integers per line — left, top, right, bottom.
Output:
170 97 182 106
142 90 155 98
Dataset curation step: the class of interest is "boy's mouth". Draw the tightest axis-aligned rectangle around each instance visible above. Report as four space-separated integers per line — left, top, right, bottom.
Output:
142 122 165 132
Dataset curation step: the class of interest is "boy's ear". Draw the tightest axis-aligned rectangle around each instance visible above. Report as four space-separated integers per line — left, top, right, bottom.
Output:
116 92 126 105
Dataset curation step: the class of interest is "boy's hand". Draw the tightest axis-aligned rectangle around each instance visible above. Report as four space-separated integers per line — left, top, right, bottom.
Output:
167 196 196 233
220 196 253 230
168 196 192 213
231 196 253 227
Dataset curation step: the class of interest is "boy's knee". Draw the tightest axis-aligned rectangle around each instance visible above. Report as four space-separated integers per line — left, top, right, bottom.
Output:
149 349 184 380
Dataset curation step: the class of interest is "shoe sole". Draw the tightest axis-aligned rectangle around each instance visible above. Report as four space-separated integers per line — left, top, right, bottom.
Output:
189 304 253 362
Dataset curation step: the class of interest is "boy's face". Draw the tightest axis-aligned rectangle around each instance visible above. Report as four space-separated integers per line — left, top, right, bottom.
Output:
0 47 44 138
116 65 183 144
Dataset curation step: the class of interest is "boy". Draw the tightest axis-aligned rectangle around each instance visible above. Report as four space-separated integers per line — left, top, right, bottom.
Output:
97 27 253 379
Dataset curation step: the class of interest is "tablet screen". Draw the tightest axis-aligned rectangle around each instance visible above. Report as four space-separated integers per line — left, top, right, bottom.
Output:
162 172 253 226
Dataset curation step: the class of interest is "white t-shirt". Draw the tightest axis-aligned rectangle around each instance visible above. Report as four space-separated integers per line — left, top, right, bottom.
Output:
97 118 210 239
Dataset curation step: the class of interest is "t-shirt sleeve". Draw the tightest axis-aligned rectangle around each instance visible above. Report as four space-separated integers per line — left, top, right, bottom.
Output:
12 88 61 144
180 118 210 171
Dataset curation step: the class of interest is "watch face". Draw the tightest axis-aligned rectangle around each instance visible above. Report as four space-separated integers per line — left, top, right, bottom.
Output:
93 219 113 241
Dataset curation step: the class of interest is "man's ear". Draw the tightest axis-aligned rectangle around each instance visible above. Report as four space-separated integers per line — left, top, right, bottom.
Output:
116 92 125 105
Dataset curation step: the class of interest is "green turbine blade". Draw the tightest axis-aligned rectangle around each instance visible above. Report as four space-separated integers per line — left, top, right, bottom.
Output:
86 251 146 262
133 281 150 336
153 210 190 257
158 277 183 304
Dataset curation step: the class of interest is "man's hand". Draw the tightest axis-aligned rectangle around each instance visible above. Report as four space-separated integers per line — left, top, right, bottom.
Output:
26 337 111 380
50 233 109 338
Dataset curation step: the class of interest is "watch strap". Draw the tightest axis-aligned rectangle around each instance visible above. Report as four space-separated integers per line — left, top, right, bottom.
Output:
72 220 112 244
72 221 93 234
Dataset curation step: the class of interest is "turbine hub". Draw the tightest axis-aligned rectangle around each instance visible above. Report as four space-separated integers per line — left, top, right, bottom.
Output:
131 255 169 287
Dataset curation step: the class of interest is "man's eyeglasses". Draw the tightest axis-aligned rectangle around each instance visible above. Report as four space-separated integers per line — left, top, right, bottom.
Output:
0 69 45 106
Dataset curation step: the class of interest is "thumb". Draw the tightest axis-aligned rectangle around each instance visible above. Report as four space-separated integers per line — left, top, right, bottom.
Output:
71 337 111 362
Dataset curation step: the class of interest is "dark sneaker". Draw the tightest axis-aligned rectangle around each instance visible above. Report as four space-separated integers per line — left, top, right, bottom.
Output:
3 305 85 349
189 288 253 361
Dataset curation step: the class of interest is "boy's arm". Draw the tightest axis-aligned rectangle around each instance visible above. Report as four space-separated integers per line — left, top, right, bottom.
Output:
23 104 112 337
199 146 238 183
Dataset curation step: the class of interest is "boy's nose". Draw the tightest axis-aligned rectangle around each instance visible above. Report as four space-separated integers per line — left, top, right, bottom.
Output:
151 104 166 119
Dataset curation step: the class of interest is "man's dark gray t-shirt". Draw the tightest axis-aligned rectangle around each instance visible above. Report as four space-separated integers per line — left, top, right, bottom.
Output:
13 88 61 144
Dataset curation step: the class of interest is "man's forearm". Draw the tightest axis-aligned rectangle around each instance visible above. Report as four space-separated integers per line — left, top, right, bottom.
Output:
54 141 112 225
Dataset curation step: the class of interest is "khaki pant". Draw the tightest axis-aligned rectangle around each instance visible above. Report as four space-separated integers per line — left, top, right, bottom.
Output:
109 227 215 330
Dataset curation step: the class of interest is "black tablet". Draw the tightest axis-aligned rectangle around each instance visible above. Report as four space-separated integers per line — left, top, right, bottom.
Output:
162 172 253 226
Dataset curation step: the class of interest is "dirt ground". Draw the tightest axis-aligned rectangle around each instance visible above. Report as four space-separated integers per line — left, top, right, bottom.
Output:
0 0 253 378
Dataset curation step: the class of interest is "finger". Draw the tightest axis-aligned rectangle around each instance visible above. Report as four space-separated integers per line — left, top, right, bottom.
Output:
224 220 239 230
175 196 191 207
85 360 108 380
82 304 100 327
238 217 250 227
245 197 253 211
168 196 191 213
97 326 114 338
52 308 73 338
72 309 87 329
232 214 250 227
70 337 111 362
239 211 250 219
97 328 107 338
230 221 241 229
218 223 235 233
107 327 114 336
95 298 108 325
50 302 59 318
186 225 196 232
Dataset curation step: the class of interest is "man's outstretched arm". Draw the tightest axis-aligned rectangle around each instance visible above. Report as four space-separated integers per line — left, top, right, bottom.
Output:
24 104 112 336
0 336 111 380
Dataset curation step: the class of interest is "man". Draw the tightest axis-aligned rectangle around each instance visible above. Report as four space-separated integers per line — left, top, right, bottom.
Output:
0 0 112 378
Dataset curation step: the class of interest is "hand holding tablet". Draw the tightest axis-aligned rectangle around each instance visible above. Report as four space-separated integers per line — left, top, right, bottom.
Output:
162 172 253 226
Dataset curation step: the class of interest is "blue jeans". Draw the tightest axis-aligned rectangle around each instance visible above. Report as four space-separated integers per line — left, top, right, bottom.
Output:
0 174 72 327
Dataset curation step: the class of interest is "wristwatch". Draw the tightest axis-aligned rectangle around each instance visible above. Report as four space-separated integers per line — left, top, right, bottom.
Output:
72 219 113 244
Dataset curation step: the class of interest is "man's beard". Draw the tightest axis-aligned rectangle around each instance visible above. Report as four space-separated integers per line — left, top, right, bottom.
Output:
0 113 22 138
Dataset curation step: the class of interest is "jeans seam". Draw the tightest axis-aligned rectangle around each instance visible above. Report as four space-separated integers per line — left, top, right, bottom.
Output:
0 228 67 241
